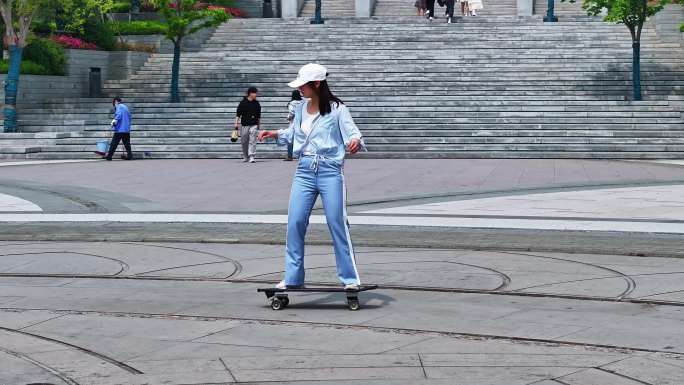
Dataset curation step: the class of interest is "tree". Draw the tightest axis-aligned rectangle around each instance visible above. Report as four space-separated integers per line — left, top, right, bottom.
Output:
61 0 115 36
565 0 668 100
153 1 228 102
0 0 49 131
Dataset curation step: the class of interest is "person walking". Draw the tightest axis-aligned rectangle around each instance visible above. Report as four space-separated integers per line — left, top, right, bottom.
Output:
414 0 426 16
234 86 261 163
257 63 365 290
284 89 303 161
425 0 435 20
105 97 133 161
445 0 456 22
468 0 482 15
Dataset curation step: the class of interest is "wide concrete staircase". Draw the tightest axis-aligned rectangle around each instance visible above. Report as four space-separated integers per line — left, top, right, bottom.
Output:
301 0 357 18
1 2 683 159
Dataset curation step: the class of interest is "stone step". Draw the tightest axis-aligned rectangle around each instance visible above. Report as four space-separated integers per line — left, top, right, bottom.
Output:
34 143 684 153
68 129 684 138
22 151 684 160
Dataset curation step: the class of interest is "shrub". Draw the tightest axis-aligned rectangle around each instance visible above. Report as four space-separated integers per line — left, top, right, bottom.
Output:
114 41 157 53
110 20 167 35
207 5 246 17
84 19 116 51
111 1 132 12
140 0 158 12
23 37 67 76
0 59 50 75
32 20 57 34
50 35 98 50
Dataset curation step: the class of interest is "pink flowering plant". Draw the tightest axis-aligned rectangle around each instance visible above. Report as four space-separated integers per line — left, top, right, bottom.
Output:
50 35 98 50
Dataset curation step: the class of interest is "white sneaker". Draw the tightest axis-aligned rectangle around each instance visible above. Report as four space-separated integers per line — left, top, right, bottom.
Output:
344 283 360 291
275 280 305 289
249 157 256 163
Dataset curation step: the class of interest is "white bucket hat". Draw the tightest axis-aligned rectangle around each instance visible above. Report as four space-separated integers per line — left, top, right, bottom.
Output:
288 63 328 88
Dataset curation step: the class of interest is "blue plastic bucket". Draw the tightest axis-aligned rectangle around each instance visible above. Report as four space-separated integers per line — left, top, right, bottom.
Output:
95 139 109 155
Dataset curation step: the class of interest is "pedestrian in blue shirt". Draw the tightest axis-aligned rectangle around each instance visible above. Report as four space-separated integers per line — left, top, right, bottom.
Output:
105 97 133 161
258 63 365 290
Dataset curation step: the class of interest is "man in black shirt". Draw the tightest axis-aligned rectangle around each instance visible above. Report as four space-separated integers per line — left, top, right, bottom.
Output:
234 86 261 163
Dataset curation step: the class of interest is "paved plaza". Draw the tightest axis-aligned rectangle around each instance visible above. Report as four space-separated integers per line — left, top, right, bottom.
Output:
1 159 684 384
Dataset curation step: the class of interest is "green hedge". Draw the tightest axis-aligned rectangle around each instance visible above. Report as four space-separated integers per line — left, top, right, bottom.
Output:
84 19 116 51
0 60 51 75
111 1 132 12
110 20 167 35
23 37 67 76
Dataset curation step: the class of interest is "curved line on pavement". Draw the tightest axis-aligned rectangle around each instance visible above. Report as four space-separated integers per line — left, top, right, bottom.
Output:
0 326 143 374
0 251 129 276
120 242 243 278
0 345 81 385
240 260 512 291
500 252 636 299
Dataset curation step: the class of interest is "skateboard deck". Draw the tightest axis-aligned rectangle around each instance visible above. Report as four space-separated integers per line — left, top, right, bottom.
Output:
258 285 378 311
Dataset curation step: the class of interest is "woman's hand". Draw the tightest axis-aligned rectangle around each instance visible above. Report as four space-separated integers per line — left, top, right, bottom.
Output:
347 138 362 154
258 130 278 142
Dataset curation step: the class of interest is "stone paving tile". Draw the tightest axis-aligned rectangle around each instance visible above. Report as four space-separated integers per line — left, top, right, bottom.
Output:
557 368 649 385
600 356 684 385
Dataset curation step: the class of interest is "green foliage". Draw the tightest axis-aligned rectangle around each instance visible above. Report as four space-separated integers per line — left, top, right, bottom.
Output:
61 0 116 36
0 59 50 75
563 0 668 33
111 1 132 12
110 20 167 35
680 22 683 32
208 0 234 6
84 18 116 50
23 36 66 75
154 0 230 44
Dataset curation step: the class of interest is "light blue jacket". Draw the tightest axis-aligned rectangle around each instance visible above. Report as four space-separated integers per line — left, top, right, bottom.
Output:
277 101 366 164
113 104 132 133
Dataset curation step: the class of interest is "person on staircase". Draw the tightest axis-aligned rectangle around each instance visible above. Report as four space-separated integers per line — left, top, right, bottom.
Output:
425 0 435 20
414 0 426 16
234 86 262 163
284 89 304 161
105 97 133 161
459 0 469 16
257 63 366 290
468 0 482 16
445 0 456 23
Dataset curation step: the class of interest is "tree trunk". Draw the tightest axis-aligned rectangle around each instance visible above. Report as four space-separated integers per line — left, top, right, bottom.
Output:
3 45 23 132
170 40 181 103
632 41 641 101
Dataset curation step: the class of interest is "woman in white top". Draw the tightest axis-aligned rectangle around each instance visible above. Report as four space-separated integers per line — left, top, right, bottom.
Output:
258 63 365 290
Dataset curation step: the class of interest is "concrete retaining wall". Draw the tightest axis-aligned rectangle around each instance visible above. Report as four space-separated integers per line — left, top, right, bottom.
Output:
0 49 151 106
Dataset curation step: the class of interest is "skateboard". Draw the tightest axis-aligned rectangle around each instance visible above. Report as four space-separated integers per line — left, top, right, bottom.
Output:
258 285 378 311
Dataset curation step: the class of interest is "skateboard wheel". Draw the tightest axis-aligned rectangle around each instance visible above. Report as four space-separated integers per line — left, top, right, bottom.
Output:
347 298 360 311
281 297 290 307
271 297 284 310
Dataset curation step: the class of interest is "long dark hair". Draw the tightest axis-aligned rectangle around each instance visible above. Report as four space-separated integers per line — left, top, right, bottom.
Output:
309 80 343 116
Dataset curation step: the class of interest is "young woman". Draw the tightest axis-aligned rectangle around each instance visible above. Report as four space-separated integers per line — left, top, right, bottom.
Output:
258 63 365 290
284 89 304 161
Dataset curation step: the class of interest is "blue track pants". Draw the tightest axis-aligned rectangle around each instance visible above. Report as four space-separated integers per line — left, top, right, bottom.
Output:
283 155 361 286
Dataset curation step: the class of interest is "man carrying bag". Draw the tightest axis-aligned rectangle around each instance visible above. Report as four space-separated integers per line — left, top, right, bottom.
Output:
105 97 133 161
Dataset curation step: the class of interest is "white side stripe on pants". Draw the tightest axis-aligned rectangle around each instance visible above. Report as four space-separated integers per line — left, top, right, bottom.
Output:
341 173 361 285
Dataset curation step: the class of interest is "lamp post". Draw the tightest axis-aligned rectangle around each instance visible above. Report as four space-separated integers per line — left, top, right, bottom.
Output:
311 0 324 24
543 0 558 22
